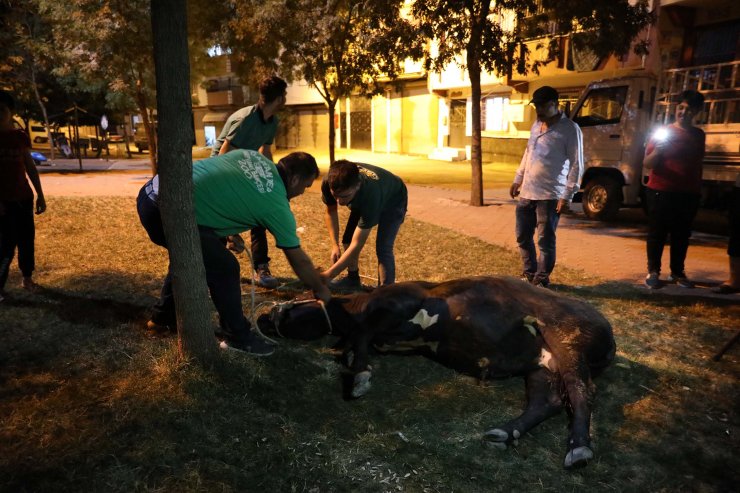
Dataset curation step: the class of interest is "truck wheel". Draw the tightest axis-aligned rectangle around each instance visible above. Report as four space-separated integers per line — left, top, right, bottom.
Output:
583 176 621 221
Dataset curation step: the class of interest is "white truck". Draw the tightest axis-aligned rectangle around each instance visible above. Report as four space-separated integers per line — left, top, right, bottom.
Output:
570 61 740 220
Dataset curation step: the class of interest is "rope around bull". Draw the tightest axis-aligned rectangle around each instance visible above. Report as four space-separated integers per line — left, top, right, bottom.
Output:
241 246 334 344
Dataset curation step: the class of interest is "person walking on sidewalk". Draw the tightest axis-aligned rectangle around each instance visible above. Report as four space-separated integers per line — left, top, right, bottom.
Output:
0 90 46 303
642 90 705 290
321 160 407 290
509 86 583 288
137 150 330 355
211 75 288 289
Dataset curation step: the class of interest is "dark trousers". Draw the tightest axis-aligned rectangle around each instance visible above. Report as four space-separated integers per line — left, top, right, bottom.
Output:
249 226 270 268
0 199 35 291
136 184 251 339
515 198 560 283
645 188 700 275
728 186 740 257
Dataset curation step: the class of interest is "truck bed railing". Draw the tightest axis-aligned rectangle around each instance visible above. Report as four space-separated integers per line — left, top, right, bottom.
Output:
655 60 740 126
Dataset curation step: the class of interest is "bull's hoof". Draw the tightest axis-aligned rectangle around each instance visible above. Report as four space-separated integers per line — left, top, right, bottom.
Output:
563 446 593 469
482 428 509 450
351 370 372 398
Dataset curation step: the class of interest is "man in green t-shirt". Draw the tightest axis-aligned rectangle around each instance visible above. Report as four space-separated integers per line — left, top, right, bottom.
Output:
211 76 288 289
321 160 407 290
137 150 330 355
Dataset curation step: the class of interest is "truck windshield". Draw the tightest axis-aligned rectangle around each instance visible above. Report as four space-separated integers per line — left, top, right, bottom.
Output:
573 86 628 127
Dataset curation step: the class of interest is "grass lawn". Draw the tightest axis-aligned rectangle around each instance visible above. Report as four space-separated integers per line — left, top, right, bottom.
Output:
0 195 737 492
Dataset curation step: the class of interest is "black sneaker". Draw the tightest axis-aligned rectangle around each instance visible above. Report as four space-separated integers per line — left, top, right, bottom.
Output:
532 278 550 288
254 263 279 289
667 273 694 289
330 274 362 291
219 332 275 356
521 272 535 283
645 272 662 290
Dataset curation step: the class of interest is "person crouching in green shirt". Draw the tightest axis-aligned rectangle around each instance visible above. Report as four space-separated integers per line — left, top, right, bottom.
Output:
137 150 330 355
321 160 407 290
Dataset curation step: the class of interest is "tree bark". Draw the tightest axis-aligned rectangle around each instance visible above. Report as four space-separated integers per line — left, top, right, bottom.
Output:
327 99 337 165
467 54 484 207
151 0 217 364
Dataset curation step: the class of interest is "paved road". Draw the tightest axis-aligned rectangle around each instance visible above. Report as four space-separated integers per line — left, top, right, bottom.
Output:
37 156 735 298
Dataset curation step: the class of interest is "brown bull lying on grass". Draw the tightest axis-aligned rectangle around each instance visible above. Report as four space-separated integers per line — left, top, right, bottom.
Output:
259 276 616 469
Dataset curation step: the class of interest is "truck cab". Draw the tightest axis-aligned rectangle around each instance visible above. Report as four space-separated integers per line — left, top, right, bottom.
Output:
571 75 656 220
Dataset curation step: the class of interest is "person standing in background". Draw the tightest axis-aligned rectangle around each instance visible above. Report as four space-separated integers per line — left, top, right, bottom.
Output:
642 90 705 290
0 90 46 303
211 76 288 289
509 86 583 288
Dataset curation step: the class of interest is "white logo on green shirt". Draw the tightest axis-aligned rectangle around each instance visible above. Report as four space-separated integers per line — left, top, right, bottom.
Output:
238 153 274 193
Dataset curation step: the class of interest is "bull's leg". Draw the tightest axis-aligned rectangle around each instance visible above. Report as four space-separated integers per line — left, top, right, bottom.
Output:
349 330 373 398
483 368 563 449
560 362 595 469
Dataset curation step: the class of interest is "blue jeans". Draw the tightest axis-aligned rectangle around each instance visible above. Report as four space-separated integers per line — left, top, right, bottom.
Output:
375 197 407 285
136 183 251 340
515 198 560 283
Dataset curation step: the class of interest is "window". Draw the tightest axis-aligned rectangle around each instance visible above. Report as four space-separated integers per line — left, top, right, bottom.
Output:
572 86 628 127
484 96 510 131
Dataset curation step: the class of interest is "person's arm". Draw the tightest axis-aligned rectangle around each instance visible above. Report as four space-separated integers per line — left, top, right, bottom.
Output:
282 247 331 302
510 139 531 198
642 139 662 170
322 226 372 280
23 152 46 214
218 139 234 155
324 204 342 263
558 125 584 213
259 144 273 162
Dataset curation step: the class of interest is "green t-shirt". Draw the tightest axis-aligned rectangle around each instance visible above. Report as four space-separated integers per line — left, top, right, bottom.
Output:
193 150 299 248
210 105 278 157
321 163 407 228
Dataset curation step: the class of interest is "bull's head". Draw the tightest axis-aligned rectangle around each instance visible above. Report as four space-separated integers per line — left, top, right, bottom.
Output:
258 299 338 340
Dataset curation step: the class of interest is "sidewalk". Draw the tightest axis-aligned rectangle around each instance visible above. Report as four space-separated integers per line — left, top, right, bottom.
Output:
37 157 735 298
408 186 733 297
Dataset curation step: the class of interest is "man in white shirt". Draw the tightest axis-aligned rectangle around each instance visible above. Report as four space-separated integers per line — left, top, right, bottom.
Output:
509 86 583 287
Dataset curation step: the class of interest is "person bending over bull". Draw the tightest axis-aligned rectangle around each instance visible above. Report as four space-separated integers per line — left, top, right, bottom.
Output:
321 160 407 291
137 149 330 355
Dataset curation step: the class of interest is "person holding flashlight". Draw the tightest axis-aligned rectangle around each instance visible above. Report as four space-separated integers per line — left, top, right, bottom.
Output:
643 90 706 289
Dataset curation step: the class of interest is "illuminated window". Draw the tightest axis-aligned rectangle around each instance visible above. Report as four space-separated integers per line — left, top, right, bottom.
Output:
484 96 510 131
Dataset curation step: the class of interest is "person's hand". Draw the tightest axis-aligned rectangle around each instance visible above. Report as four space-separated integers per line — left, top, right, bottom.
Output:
35 196 46 215
319 269 333 282
556 198 570 215
226 234 245 253
313 284 331 303
330 245 341 264
509 183 521 199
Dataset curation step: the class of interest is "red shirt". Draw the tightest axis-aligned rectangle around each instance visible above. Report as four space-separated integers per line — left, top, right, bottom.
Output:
0 129 34 201
645 124 705 194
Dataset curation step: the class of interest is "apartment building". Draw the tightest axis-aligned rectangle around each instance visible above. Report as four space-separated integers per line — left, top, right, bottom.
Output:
191 0 738 163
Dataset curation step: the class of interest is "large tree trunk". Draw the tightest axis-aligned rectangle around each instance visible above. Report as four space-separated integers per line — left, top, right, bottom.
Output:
467 55 484 207
151 0 217 364
327 99 337 165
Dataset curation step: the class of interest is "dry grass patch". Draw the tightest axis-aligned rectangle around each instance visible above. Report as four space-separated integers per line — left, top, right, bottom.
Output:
0 196 737 492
